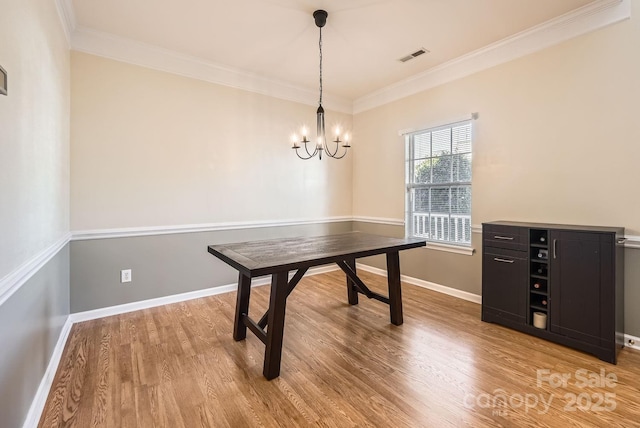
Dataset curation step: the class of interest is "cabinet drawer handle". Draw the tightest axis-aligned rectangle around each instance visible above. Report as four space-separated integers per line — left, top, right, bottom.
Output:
494 257 514 264
494 236 514 241
553 239 557 259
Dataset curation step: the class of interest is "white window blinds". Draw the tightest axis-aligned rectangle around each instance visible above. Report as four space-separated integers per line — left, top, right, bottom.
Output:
405 120 472 245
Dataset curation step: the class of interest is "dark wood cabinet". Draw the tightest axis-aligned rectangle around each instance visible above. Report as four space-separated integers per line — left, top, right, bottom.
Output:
482 244 528 324
482 221 625 363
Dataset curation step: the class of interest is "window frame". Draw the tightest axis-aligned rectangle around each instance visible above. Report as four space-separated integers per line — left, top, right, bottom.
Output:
405 119 473 250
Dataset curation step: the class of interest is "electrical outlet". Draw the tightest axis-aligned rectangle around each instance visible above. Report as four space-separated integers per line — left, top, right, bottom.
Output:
121 269 132 283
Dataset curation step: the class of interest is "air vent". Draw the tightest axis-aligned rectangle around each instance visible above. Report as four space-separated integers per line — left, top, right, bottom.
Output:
398 48 429 63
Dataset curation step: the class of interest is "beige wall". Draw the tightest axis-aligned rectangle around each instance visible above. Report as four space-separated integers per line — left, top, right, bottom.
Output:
351 4 640 334
353 11 640 234
71 52 353 230
0 0 70 279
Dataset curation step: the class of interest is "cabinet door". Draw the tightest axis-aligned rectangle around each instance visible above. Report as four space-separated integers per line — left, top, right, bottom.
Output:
549 231 613 345
482 247 527 324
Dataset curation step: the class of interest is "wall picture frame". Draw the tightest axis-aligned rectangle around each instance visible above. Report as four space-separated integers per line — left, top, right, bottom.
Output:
0 65 7 96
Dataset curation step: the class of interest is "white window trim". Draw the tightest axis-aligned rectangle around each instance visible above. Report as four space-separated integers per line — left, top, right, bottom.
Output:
399 113 478 137
404 115 477 250
424 241 475 256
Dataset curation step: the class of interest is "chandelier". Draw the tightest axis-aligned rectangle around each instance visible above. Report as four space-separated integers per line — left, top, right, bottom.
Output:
291 10 351 160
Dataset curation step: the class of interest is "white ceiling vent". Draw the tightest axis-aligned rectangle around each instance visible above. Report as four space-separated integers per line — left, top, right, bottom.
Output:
398 48 429 63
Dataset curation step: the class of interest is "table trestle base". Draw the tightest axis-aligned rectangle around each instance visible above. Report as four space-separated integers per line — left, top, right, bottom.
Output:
337 260 390 305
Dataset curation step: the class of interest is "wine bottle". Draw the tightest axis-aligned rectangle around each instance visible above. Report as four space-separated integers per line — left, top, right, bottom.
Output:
540 236 546 243
534 283 541 289
541 299 548 306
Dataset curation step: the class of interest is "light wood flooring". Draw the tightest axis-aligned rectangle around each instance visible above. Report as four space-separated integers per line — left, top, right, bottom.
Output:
39 270 640 427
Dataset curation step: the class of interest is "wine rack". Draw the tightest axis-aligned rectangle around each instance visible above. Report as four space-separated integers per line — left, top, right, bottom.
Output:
482 221 625 364
529 228 549 329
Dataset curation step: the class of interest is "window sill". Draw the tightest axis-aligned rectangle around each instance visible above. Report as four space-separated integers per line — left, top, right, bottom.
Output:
422 241 475 256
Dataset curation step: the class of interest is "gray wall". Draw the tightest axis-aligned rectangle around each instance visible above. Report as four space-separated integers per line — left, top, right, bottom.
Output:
0 246 70 428
352 221 481 295
71 222 352 312
70 218 640 336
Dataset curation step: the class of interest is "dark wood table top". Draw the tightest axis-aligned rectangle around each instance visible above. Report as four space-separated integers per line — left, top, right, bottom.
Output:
208 232 426 277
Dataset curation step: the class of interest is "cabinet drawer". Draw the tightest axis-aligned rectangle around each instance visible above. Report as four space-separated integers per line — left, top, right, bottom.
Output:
483 224 527 251
482 246 528 323
484 246 528 261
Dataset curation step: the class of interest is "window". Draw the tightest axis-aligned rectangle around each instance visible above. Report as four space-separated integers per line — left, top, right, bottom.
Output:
405 120 472 246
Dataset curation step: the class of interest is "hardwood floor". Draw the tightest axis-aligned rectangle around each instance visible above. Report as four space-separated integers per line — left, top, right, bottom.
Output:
39 270 640 427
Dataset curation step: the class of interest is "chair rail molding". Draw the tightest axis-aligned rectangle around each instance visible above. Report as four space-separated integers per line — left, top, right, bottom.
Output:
71 216 353 241
0 233 71 307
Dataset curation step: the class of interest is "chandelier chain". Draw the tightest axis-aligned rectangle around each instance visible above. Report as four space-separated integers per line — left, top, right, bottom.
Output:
318 26 323 105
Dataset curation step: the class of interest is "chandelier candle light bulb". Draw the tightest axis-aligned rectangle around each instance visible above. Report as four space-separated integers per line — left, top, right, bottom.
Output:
291 10 351 160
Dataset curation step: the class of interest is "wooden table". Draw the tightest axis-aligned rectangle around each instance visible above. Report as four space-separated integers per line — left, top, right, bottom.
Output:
207 232 426 379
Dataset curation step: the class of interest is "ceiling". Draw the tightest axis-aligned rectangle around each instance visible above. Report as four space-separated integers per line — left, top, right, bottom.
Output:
70 0 596 101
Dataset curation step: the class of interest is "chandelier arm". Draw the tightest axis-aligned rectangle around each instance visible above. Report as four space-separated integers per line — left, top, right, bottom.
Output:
295 143 318 160
326 138 350 158
303 141 318 158
325 143 348 159
327 150 348 160
324 140 339 157
295 148 314 160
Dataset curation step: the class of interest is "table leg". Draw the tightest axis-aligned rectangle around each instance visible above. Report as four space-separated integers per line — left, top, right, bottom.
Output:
233 273 252 341
263 271 289 380
386 251 403 325
346 258 359 305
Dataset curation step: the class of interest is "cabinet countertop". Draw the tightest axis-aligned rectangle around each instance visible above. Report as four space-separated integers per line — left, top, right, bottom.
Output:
483 221 623 235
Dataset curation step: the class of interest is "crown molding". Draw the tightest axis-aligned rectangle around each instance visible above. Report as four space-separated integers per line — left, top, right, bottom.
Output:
353 0 630 114
70 26 353 114
53 0 76 47
59 0 629 115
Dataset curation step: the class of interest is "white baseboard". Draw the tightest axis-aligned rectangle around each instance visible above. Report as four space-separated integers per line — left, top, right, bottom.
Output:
69 284 241 323
356 264 482 305
624 334 640 351
22 317 74 428
69 265 338 323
